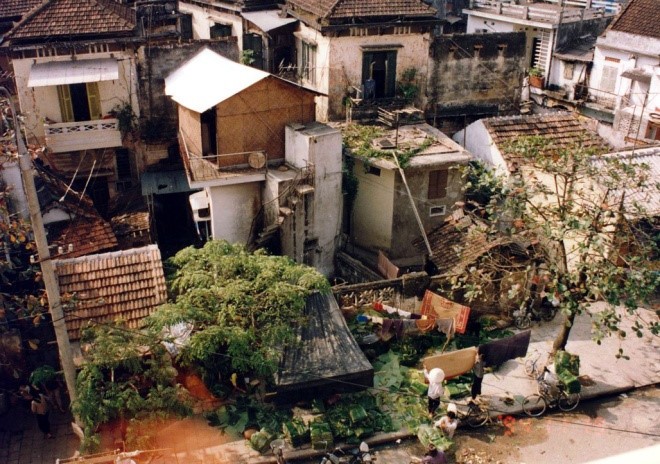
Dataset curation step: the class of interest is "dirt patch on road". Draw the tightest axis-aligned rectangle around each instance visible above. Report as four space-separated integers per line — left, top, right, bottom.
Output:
452 418 548 463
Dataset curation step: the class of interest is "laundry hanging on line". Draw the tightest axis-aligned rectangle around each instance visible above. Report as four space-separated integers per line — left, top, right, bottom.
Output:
479 329 532 367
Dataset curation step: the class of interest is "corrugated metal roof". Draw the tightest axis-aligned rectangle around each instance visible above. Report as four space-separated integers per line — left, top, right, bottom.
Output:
242 10 297 32
28 58 119 87
165 47 269 114
141 170 194 195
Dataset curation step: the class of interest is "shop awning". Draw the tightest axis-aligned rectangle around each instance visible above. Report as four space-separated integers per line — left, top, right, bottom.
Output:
242 10 297 32
621 68 651 84
28 58 119 87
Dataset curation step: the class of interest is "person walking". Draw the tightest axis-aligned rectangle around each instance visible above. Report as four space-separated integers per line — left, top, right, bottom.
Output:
471 350 485 401
31 388 53 439
423 367 445 417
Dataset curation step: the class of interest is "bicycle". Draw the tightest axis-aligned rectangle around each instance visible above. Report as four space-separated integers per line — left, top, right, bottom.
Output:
433 401 490 428
522 370 580 417
523 352 550 378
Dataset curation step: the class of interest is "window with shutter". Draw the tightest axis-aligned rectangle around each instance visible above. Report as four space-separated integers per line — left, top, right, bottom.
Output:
600 65 618 94
57 85 74 122
86 82 102 120
428 170 448 199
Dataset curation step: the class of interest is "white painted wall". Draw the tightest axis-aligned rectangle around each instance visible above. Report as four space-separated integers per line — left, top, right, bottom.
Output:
284 122 342 275
453 120 509 176
179 2 244 47
592 30 660 145
12 52 138 143
351 159 395 252
207 181 260 244
548 60 589 100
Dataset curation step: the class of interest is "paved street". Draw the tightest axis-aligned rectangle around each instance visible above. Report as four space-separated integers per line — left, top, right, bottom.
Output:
1 304 658 464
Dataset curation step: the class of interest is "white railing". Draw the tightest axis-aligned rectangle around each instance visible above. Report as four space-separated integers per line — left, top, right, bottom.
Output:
44 118 122 153
470 0 615 21
44 118 119 135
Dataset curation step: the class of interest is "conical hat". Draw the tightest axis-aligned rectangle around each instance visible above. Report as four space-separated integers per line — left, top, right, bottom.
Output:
429 368 445 383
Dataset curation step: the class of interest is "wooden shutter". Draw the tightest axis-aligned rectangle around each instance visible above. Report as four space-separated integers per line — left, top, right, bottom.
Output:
362 52 374 82
600 66 618 94
428 170 448 199
86 82 102 120
385 51 397 97
57 85 73 122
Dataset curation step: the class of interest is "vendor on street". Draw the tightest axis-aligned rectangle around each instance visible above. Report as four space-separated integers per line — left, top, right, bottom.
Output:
423 367 445 416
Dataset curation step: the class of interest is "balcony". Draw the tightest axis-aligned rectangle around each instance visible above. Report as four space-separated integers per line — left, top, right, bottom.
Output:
468 0 613 24
44 118 123 153
179 131 268 188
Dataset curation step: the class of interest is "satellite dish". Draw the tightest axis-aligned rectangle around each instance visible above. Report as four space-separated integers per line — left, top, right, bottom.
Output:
248 152 266 169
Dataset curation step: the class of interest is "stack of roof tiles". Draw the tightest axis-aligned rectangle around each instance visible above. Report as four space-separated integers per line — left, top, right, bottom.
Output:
55 245 167 341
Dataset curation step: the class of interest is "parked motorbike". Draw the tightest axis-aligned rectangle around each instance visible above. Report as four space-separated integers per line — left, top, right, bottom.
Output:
514 295 558 329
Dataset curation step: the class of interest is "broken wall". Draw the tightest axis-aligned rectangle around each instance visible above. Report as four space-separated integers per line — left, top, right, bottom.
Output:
427 32 525 133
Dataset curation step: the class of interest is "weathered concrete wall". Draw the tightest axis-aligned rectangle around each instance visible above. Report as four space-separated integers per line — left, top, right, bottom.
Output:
555 18 612 52
391 163 465 260
285 123 343 276
427 32 526 121
208 181 260 244
295 22 432 121
136 39 238 140
350 158 395 253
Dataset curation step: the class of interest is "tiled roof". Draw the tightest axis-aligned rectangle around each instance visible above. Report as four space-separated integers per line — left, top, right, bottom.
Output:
6 0 135 41
609 0 660 40
0 0 42 19
111 211 152 250
287 0 436 20
51 217 118 259
55 245 167 341
414 210 523 275
39 149 115 178
483 112 610 171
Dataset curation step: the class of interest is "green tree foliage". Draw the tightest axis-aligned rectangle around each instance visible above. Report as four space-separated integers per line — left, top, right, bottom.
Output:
454 137 659 352
73 321 189 452
148 240 330 384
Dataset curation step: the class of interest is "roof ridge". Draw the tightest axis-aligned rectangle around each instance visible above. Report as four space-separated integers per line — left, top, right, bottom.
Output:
326 0 345 19
54 244 160 265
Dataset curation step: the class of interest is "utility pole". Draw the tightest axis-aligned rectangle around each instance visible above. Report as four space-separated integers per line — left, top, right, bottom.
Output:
0 88 78 407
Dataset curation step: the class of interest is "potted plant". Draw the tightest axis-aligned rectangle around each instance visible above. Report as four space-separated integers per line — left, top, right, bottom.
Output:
528 67 545 89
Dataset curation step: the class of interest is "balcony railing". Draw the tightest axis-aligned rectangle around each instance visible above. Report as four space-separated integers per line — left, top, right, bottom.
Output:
44 118 122 153
469 0 611 23
179 130 268 185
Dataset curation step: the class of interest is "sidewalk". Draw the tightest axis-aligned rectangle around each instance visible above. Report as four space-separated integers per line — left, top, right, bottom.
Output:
1 304 657 464
174 303 660 463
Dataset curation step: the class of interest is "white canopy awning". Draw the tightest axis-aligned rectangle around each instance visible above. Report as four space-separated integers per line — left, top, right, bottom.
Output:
165 47 269 114
28 58 119 87
242 10 297 32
